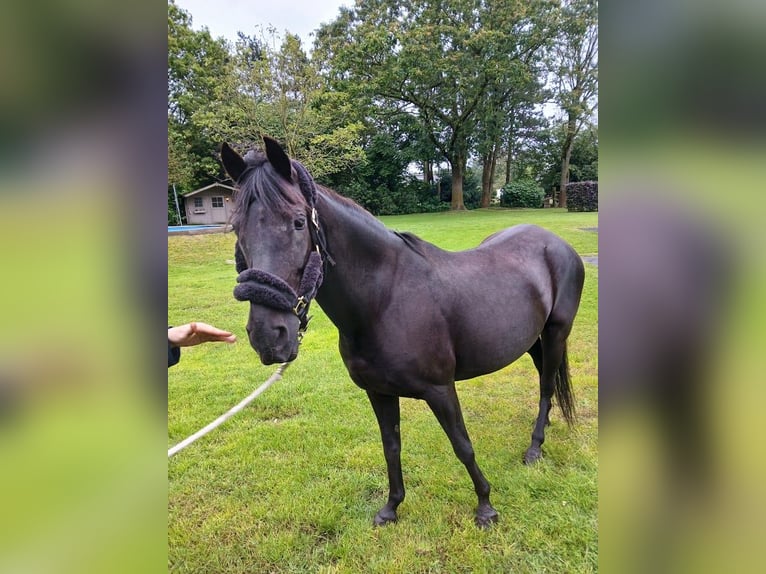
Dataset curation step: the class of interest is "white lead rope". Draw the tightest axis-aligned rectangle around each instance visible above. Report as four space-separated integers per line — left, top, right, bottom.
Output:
168 362 290 457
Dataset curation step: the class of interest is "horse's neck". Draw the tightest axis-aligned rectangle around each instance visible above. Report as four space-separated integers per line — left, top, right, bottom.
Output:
314 191 400 334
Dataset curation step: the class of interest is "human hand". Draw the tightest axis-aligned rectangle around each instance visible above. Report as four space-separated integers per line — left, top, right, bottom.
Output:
168 322 237 348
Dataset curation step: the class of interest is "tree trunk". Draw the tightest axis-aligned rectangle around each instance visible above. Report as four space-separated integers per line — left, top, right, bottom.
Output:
505 135 513 185
480 152 492 208
559 148 572 208
480 142 499 208
424 160 433 185
489 146 498 195
450 154 466 210
558 113 577 209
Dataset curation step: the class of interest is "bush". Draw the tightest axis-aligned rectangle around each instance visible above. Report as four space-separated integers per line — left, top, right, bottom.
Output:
338 178 445 216
413 182 449 213
566 180 598 212
500 179 545 208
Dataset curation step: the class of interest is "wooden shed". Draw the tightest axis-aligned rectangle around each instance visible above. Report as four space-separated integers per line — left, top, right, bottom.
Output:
182 183 235 225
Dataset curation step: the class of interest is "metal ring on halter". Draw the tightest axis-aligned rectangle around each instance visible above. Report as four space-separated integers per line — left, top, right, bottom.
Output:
293 296 308 316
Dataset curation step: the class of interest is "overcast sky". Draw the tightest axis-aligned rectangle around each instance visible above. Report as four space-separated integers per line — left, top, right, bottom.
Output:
174 0 352 46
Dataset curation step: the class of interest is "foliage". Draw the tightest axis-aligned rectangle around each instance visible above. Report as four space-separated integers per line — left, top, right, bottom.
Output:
315 0 557 210
500 179 545 208
566 180 598 212
166 0 598 218
567 127 599 182
169 209 598 572
547 0 598 202
167 1 231 189
340 178 443 216
325 133 442 216
513 123 598 194
192 29 366 182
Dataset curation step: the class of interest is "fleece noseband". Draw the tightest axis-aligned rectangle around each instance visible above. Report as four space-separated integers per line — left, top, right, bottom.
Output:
233 251 323 333
232 159 334 336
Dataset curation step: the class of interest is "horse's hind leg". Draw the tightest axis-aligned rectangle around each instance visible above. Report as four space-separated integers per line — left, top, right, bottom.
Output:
366 391 405 526
425 383 498 528
524 325 571 465
527 338 551 426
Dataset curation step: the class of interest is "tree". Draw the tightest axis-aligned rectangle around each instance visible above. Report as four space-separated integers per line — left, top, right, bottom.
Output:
475 65 548 207
318 0 556 210
515 120 597 194
567 125 598 182
194 29 365 180
549 0 598 207
167 0 232 192
502 99 547 185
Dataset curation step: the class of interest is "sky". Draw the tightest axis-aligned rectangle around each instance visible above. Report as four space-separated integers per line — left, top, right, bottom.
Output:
174 0 352 46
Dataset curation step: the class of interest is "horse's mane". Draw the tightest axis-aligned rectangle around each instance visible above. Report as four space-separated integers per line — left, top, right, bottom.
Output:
394 231 429 257
317 184 366 214
317 186 428 256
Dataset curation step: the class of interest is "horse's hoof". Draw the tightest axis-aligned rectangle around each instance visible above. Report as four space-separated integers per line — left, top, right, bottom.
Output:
373 509 397 526
475 506 499 528
523 446 543 465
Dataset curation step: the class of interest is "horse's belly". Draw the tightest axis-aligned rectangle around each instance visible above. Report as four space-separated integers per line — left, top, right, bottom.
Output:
343 354 447 398
452 311 545 381
453 344 531 381
339 335 456 398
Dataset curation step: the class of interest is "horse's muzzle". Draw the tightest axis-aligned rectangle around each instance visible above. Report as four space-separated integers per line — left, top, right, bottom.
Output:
246 314 299 365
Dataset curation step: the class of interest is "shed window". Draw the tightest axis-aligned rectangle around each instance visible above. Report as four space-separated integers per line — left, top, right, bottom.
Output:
212 196 224 208
193 197 203 208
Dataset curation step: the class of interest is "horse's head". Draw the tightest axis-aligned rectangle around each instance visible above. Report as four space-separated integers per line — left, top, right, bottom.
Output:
222 137 322 365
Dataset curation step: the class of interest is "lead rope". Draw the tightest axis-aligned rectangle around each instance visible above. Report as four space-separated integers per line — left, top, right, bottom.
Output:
168 362 290 457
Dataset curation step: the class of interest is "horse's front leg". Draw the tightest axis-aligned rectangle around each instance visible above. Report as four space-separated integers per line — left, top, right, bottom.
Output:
366 390 404 526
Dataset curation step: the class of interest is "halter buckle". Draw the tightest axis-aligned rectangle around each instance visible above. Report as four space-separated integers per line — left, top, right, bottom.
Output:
293 296 308 316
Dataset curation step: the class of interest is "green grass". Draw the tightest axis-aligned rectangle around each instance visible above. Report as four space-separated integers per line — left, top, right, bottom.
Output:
169 208 598 573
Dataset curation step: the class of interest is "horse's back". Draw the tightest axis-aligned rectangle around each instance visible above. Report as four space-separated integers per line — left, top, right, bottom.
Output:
480 224 583 298
472 223 581 284
480 223 575 255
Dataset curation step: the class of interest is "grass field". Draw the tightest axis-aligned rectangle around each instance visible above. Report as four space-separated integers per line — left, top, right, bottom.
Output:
168 208 598 573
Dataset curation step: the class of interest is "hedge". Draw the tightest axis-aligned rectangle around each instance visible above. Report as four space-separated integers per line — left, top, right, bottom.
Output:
566 180 598 212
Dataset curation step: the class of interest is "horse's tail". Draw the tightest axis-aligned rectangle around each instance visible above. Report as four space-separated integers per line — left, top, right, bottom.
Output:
555 342 576 427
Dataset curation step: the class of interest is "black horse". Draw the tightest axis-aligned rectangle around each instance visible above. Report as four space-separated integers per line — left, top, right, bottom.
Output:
222 137 585 527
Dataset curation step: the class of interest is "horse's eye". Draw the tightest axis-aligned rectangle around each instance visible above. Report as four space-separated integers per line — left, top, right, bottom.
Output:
294 218 306 230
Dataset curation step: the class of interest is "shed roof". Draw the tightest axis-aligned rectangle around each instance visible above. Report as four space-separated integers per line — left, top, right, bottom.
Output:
182 183 235 198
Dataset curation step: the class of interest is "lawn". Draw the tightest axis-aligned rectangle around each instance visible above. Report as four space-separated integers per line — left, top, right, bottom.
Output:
168 207 598 573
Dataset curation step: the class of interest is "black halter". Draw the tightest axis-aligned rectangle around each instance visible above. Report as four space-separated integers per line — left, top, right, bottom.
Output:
232 160 334 336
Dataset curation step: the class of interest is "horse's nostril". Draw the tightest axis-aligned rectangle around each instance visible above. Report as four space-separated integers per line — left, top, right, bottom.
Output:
274 325 288 347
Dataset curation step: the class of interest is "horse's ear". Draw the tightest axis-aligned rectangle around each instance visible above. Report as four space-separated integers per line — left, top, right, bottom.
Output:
263 136 293 182
221 142 246 182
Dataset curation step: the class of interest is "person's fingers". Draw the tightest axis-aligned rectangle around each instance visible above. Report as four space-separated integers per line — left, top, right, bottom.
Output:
190 322 237 344
169 322 237 346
